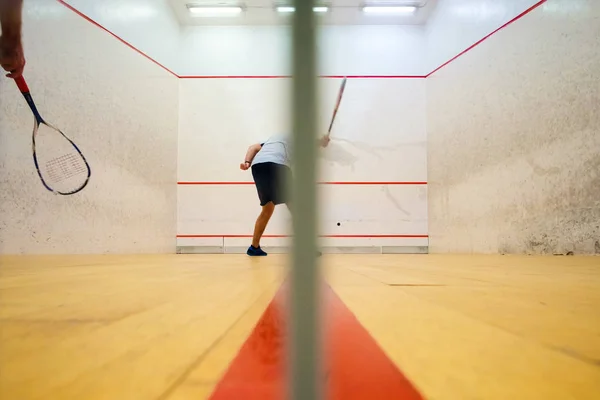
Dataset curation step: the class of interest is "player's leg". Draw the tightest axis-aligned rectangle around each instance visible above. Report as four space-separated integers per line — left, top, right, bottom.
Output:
278 166 322 257
248 163 277 256
249 202 275 254
276 164 293 214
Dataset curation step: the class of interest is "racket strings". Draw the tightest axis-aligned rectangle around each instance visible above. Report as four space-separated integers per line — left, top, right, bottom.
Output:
34 123 89 194
45 153 87 183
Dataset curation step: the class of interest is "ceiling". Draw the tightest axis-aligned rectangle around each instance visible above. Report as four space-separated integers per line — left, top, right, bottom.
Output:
168 0 437 26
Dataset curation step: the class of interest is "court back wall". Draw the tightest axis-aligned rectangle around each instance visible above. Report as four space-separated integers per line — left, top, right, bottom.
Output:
176 25 429 250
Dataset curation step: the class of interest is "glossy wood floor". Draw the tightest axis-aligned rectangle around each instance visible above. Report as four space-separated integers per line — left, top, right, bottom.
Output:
1 254 599 399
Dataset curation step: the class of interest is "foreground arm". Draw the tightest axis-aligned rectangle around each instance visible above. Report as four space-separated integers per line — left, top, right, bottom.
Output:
0 0 25 78
240 143 262 170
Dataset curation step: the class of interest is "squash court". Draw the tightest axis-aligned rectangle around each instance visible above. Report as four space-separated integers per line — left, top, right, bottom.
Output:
0 0 599 399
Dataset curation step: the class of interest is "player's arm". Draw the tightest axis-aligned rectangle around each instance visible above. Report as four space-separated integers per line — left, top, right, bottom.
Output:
0 0 22 35
240 143 262 170
0 0 25 78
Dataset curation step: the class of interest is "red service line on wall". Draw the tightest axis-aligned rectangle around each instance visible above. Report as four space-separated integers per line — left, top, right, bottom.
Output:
178 75 427 79
177 181 427 185
177 234 429 238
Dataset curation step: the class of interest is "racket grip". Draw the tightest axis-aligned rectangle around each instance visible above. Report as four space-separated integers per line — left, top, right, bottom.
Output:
14 76 30 93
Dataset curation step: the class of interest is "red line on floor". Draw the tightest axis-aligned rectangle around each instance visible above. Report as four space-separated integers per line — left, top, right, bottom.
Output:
176 234 428 238
426 0 547 77
208 282 424 400
323 283 424 400
56 0 179 78
208 284 287 400
177 181 427 185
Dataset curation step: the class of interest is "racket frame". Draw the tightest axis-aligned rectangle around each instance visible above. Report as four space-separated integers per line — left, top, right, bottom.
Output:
326 76 347 137
15 76 91 195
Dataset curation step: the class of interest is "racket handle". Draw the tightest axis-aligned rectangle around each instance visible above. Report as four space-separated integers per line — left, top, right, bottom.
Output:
15 76 43 123
14 76 30 93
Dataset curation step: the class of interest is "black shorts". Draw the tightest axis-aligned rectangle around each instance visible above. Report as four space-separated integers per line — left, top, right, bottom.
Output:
251 162 292 206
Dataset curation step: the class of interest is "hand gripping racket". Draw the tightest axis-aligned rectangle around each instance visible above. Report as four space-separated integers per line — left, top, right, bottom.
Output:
326 77 347 138
15 76 91 195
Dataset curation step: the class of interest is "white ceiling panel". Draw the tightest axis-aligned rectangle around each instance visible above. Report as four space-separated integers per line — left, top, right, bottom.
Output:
169 0 437 26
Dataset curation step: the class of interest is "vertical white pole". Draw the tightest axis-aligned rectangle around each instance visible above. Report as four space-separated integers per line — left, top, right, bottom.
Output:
290 0 320 399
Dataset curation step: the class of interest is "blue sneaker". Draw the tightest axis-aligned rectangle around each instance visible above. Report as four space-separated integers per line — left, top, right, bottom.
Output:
247 245 268 256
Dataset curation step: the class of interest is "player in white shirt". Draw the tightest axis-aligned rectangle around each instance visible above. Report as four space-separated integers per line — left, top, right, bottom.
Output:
240 134 330 256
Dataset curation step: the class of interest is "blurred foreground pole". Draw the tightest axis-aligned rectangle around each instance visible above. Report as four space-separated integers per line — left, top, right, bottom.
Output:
290 0 320 399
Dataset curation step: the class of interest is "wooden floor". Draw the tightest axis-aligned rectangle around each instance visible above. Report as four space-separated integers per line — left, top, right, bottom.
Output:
1 254 599 399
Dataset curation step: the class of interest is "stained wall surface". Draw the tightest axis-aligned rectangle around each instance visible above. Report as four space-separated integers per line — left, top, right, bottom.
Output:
0 0 179 254
426 0 600 254
63 0 181 73
3 0 597 255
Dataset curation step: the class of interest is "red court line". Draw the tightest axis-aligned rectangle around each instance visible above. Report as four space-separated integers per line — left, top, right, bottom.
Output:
177 181 427 185
58 0 546 80
56 0 179 78
208 282 424 400
56 0 423 80
180 75 290 79
178 181 254 185
176 234 428 238
426 0 547 77
323 75 427 79
179 75 426 79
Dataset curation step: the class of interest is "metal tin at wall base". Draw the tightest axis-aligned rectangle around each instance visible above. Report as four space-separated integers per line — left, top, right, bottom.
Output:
383 246 429 254
175 246 429 254
176 246 224 254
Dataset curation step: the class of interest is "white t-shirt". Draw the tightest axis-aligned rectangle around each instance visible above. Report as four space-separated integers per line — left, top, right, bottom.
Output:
252 135 291 167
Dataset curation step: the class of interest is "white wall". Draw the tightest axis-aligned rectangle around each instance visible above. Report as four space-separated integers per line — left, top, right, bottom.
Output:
6 0 591 255
425 0 540 72
63 0 181 74
426 0 600 254
0 0 179 254
177 26 428 251
178 25 426 76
